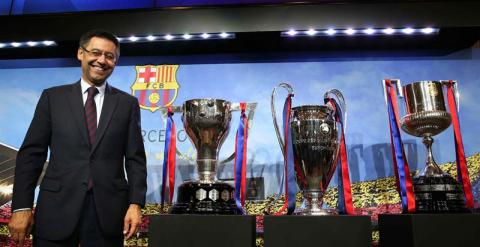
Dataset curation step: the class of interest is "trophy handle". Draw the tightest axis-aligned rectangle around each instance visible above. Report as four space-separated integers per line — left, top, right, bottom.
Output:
324 89 347 131
159 106 195 162
220 102 258 164
271 82 294 156
441 80 460 112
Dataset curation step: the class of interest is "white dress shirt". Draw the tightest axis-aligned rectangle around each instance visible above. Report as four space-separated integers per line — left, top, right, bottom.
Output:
80 78 106 126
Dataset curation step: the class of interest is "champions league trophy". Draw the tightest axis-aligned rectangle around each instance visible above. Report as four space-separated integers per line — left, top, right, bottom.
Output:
166 99 256 214
271 83 346 215
386 80 468 212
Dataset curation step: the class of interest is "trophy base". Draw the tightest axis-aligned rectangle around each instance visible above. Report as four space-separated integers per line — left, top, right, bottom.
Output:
413 174 468 213
293 197 337 216
170 181 242 215
293 208 337 216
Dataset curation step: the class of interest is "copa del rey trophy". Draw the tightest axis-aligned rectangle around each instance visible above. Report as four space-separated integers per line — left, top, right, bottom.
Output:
161 99 256 214
271 82 353 215
383 80 474 213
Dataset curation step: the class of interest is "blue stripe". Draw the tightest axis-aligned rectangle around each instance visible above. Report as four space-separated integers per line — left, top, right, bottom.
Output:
234 116 246 214
386 92 409 211
283 96 297 214
161 113 173 204
331 99 347 214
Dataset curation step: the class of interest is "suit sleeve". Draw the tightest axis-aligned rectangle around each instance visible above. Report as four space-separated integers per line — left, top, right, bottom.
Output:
12 90 51 211
124 97 147 207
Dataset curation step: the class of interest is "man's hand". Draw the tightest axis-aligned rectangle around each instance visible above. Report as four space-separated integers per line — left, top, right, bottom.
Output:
123 204 142 239
8 210 34 246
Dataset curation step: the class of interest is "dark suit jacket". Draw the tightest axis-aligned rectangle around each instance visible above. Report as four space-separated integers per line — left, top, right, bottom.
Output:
12 81 147 240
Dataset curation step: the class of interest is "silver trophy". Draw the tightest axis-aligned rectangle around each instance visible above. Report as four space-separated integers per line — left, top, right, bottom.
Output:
271 83 345 215
166 99 256 214
385 80 466 212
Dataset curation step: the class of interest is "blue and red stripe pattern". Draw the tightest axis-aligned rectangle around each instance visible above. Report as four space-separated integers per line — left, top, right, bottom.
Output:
384 79 415 213
325 97 354 215
445 80 474 208
161 107 176 205
274 93 296 215
234 103 248 214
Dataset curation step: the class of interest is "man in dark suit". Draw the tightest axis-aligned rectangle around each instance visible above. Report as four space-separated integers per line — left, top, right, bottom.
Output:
8 29 147 246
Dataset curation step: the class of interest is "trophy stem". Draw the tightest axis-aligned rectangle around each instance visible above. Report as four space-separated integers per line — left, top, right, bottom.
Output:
197 159 217 183
413 134 468 213
421 134 444 177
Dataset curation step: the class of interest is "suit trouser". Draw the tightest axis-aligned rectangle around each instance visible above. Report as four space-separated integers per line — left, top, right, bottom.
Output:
33 191 124 247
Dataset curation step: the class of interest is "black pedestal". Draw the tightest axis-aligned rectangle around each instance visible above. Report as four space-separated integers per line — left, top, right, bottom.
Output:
379 214 480 247
413 175 467 213
149 215 256 247
170 181 242 214
264 215 372 247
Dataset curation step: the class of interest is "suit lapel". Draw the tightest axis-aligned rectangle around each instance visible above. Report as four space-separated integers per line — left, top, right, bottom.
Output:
91 84 118 153
66 81 90 147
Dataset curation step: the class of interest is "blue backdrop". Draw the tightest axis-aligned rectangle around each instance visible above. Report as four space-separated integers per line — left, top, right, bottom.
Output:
1 48 479 203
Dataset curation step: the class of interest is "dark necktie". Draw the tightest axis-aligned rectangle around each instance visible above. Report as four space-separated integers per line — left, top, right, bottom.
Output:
85 86 99 148
85 87 98 190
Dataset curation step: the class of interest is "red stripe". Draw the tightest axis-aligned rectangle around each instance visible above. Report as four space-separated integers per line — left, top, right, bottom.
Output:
241 116 248 205
403 152 415 213
163 90 170 106
339 135 354 214
389 124 401 191
159 66 165 82
165 66 171 82
139 90 147 106
390 84 402 128
446 82 474 208
168 116 177 203
240 103 248 205
329 98 354 215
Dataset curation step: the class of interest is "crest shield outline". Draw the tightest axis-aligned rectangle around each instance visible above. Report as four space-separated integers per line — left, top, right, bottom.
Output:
131 65 180 112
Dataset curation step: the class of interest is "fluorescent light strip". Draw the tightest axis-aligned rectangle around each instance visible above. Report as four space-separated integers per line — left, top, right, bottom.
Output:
0 40 57 49
118 32 235 43
281 27 439 37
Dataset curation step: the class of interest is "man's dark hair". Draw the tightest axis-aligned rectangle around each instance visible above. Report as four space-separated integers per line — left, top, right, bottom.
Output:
79 29 120 52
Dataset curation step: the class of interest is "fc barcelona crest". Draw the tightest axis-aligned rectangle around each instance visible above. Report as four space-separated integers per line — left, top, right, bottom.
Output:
131 65 180 112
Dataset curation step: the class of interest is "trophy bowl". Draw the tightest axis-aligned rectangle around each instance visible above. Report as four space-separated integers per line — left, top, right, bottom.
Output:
400 81 466 213
291 105 340 215
401 81 451 138
182 98 232 183
170 98 241 215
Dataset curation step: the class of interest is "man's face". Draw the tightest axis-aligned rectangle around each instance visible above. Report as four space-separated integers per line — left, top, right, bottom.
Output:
77 37 118 86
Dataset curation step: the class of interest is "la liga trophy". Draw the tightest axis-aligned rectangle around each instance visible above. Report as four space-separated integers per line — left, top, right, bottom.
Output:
383 80 473 213
271 82 348 215
164 99 256 214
